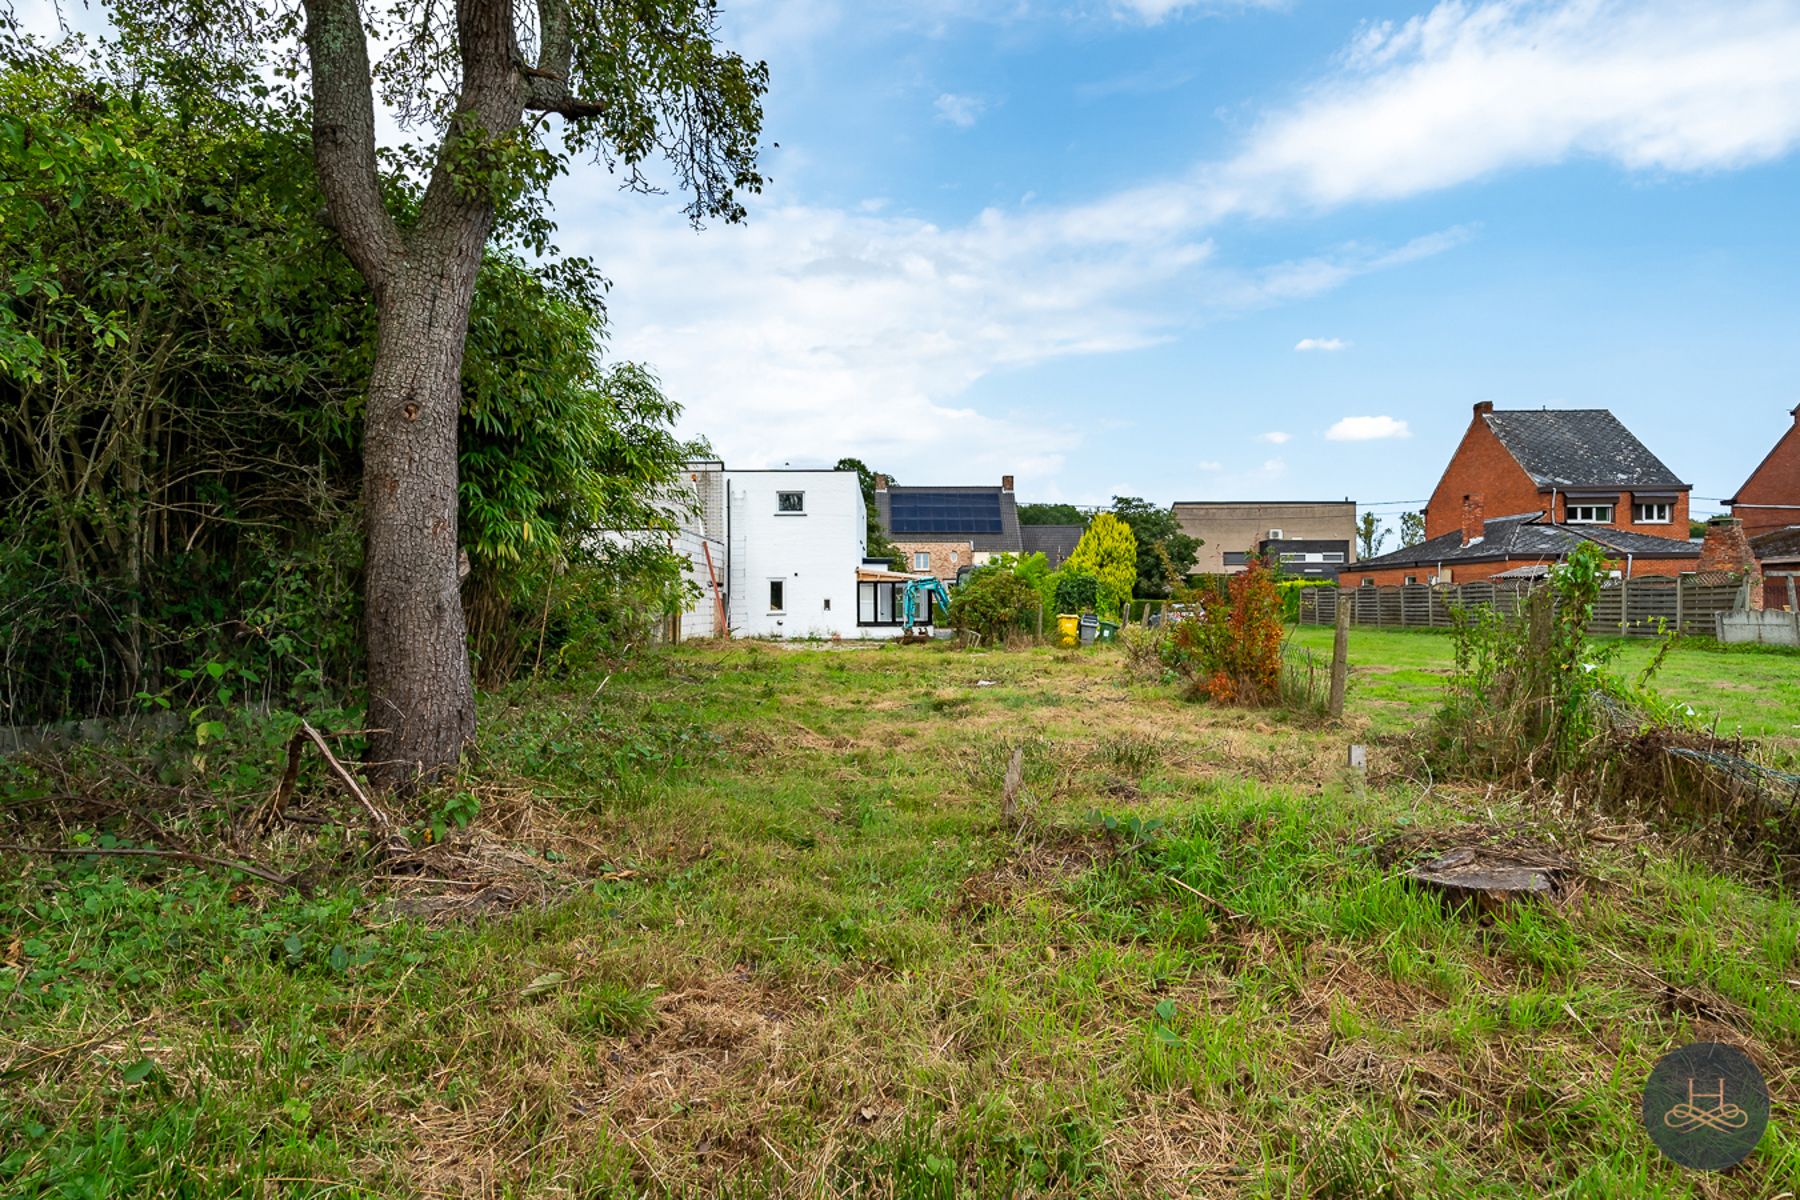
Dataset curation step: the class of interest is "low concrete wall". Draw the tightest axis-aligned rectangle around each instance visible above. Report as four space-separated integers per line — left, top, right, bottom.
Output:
1716 609 1800 647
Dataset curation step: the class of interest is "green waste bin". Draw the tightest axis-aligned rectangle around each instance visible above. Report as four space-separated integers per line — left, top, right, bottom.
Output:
1096 620 1120 643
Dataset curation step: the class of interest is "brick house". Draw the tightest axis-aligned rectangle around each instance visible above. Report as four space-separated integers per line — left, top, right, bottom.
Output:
1351 496 1700 587
1425 403 1691 540
1727 404 1800 537
875 475 1023 582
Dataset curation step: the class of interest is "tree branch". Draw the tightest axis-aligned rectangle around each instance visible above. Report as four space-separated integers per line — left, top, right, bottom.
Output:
302 0 404 294
519 0 604 118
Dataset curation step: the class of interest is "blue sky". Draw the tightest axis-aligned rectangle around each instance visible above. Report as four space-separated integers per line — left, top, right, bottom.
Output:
549 0 1800 531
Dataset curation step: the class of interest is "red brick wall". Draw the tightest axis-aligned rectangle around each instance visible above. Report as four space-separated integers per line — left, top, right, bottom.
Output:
1350 554 1696 589
1731 413 1800 537
1425 410 1541 540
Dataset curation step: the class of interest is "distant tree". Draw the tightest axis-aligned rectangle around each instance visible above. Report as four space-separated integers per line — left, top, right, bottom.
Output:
1357 512 1390 559
1064 513 1137 619
1689 519 1709 540
1110 495 1200 599
836 457 903 568
1017 502 1085 526
1398 510 1427 548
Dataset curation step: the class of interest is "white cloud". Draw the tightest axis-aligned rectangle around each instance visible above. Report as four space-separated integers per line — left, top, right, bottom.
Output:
933 92 987 128
1110 0 1285 24
1256 431 1292 444
1294 337 1350 352
565 0 1800 480
1326 415 1412 441
1197 460 1223 471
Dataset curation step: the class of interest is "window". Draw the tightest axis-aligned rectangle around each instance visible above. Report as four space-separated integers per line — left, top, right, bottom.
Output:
1222 551 1250 567
857 581 931 627
822 598 831 611
914 551 931 571
1404 575 1418 585
1566 503 1613 524
1360 578 1375 587
1322 552 1345 563
776 491 804 513
1279 552 1302 563
1633 502 1672 524
768 580 784 611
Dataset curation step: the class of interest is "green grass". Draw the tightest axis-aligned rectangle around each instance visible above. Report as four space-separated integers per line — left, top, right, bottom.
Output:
1290 625 1800 745
3 640 1797 1197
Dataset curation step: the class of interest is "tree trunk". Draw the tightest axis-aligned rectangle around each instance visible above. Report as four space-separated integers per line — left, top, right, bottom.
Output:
361 259 482 791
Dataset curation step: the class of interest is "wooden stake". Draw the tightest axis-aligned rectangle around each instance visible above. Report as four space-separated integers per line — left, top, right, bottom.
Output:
1328 587 1351 719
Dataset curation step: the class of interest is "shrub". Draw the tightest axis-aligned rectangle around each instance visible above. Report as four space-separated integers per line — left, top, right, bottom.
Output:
1166 556 1285 705
1052 570 1099 615
948 567 1042 644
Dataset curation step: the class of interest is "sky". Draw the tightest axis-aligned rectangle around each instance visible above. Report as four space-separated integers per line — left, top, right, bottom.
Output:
552 0 1800 528
18 0 1800 529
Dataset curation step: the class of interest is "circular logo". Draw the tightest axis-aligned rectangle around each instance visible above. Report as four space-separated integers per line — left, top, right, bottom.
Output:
1642 1042 1769 1171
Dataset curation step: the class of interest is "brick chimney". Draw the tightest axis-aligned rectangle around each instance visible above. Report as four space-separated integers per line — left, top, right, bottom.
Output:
873 474 889 492
1697 516 1758 576
1001 474 1014 492
1473 400 1494 417
1460 493 1485 547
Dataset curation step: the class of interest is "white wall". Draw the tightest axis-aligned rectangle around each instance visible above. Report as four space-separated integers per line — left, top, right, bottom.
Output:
725 471 875 639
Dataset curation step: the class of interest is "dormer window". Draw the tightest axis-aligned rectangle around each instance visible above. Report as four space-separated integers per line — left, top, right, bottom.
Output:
1632 502 1672 524
1566 503 1612 524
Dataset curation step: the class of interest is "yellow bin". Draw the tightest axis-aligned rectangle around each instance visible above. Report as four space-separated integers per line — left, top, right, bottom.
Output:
1056 613 1080 648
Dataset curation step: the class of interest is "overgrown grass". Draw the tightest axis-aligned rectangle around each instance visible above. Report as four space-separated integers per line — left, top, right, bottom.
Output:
3 640 1796 1196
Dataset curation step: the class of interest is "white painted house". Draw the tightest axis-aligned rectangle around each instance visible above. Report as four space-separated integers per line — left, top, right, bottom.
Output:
665 463 931 640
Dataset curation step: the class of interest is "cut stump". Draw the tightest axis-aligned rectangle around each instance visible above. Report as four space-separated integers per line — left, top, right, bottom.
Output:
1407 845 1566 913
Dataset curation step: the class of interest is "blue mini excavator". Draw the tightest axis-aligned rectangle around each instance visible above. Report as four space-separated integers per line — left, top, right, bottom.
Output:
900 577 952 637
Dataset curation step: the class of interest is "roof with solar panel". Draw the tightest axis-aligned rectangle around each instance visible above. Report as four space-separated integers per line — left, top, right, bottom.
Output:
874 477 1023 552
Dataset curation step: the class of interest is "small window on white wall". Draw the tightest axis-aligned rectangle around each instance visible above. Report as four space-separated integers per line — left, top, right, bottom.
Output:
822 597 831 611
914 551 931 571
776 491 804 513
768 580 784 611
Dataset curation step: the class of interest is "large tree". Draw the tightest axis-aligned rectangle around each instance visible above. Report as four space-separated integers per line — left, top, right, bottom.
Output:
1110 495 1199 599
100 0 767 788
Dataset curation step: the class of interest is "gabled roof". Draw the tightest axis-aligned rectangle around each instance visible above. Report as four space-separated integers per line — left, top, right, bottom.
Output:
1019 523 1084 567
1726 405 1800 505
876 485 1022 552
1356 511 1697 571
1483 409 1688 491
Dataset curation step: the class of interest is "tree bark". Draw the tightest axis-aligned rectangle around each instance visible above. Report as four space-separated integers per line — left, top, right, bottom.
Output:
360 262 481 790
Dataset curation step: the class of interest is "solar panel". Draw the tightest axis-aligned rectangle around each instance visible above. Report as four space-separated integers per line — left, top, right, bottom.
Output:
888 491 1004 535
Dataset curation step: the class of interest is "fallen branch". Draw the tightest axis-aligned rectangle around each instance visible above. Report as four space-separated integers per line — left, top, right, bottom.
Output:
0 843 296 888
1166 873 1249 922
299 720 390 831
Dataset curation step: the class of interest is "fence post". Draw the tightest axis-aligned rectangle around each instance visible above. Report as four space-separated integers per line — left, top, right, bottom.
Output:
1328 587 1350 719
1675 577 1685 634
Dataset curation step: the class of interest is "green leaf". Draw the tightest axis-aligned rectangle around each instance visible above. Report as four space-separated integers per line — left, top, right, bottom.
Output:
121 1058 157 1084
519 970 566 998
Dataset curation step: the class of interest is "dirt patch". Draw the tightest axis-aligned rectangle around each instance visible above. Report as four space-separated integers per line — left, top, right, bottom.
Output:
953 829 1111 918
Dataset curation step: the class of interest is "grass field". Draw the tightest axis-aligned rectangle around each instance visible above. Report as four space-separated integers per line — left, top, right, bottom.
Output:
1290 625 1800 746
3 637 1798 1197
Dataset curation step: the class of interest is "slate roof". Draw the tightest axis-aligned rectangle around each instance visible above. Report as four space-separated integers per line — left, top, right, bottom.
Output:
1751 525 1800 563
875 485 1022 553
1355 511 1697 572
1483 409 1688 491
1019 523 1085 567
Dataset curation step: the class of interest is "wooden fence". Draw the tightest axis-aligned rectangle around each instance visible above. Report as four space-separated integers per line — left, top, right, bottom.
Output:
1297 576 1748 638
